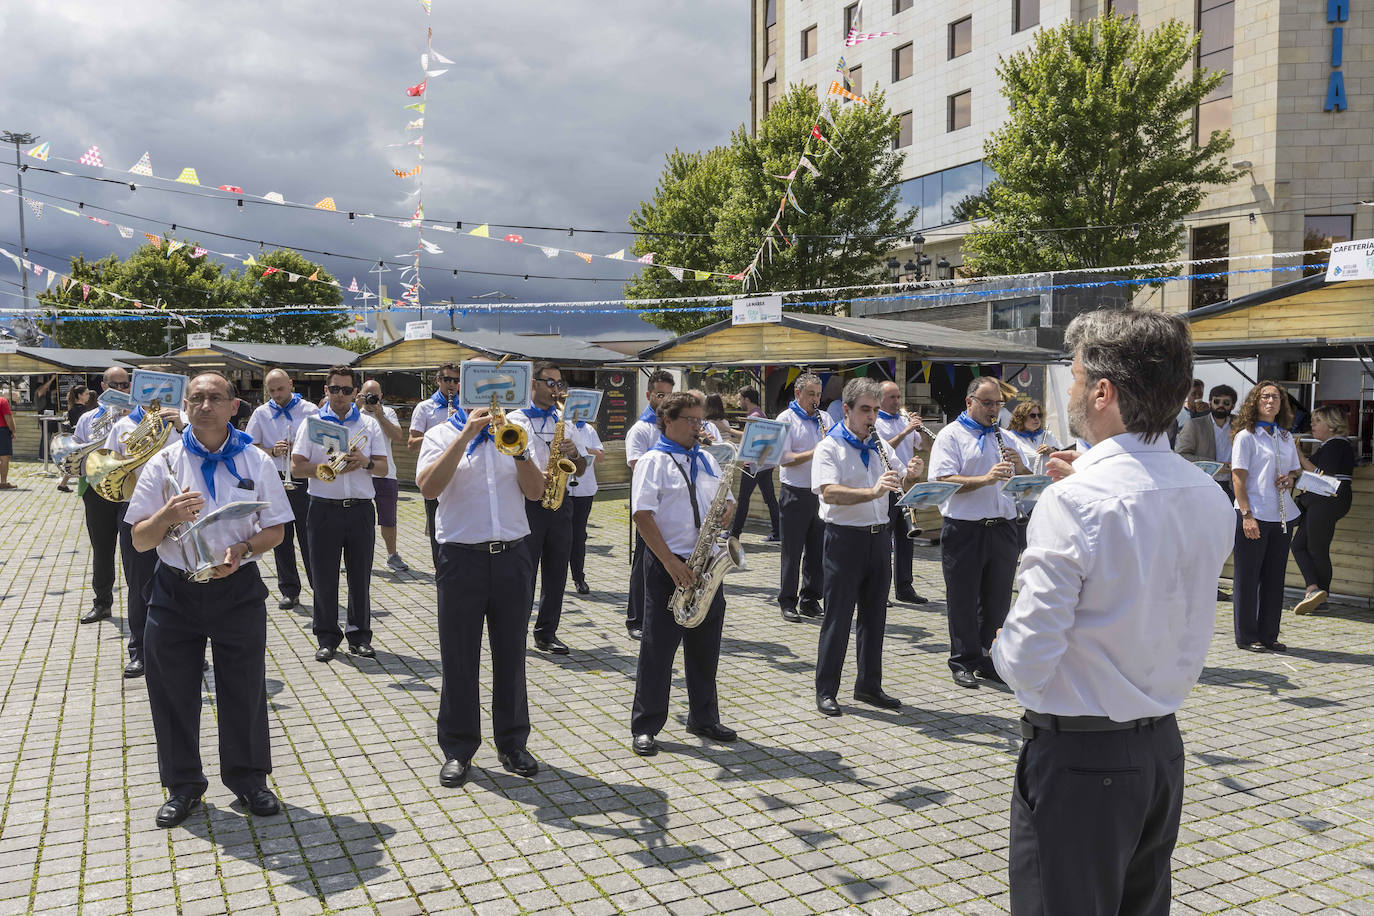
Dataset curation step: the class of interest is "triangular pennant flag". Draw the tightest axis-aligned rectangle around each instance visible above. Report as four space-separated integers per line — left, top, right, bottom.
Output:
820 103 838 128
81 284 91 301
392 165 422 178
287 272 300 283
45 271 56 291
405 80 426 97
403 102 426 112
636 253 655 264
606 249 625 260
504 234 523 244
166 240 185 255
799 155 820 177
27 141 51 161
144 233 162 248
413 203 424 220
56 206 80 217
694 269 711 281
668 266 685 281
262 267 280 277
348 277 360 293
117 225 134 239
243 254 257 267
78 146 104 167
406 118 425 129
468 224 490 238
263 192 285 204
129 152 153 176
431 49 454 65
314 197 337 211
217 184 243 193
26 200 43 219
786 185 808 216
539 247 559 258
175 167 199 185
418 0 431 11
191 247 207 258
574 252 593 264
308 269 319 281
845 28 898 46
88 216 110 226
425 69 448 77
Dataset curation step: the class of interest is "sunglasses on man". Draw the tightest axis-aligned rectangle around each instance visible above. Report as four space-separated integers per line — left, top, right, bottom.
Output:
327 385 356 395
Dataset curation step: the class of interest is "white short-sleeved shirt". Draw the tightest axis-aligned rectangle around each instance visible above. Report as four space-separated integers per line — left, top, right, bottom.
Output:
812 429 899 527
568 423 604 498
417 420 531 544
990 434 1235 720
775 406 829 489
509 407 564 477
363 405 401 480
928 420 1018 520
825 400 844 427
74 406 121 444
874 412 924 468
625 417 659 466
1232 427 1301 523
292 410 386 499
632 447 731 557
124 435 294 572
409 394 460 437
1005 429 1056 474
246 397 318 452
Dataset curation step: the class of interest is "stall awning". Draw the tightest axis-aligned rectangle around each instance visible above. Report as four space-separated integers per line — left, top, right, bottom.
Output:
0 347 148 375
636 314 1063 366
1188 274 1374 357
144 340 360 374
356 330 629 372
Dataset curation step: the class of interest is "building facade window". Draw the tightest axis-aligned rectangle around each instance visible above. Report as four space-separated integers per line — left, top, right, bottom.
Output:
948 90 972 131
1190 224 1230 309
1108 0 1138 15
848 66 863 97
949 16 972 59
991 298 1042 330
764 78 779 115
1014 0 1040 32
896 161 996 228
801 25 818 60
845 3 862 37
893 42 913 82
895 111 913 148
1303 214 1354 276
1196 0 1234 143
894 0 914 11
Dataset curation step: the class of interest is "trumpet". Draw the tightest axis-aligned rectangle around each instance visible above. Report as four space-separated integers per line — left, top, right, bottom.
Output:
316 433 370 482
487 395 529 457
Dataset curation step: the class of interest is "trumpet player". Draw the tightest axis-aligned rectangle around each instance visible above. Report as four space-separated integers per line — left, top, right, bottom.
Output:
875 381 928 605
246 368 318 610
417 397 547 787
511 362 586 655
630 392 736 757
125 372 293 828
291 366 388 662
75 366 131 625
408 361 463 570
813 379 925 717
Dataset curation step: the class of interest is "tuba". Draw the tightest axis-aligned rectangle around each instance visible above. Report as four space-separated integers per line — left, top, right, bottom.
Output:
316 433 370 482
668 445 744 628
51 407 126 477
488 395 529 457
539 416 577 510
87 400 174 502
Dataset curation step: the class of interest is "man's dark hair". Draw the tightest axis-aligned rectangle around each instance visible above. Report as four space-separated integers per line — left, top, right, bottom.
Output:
1064 308 1194 443
1209 384 1238 404
657 391 703 431
739 387 760 407
327 366 358 387
532 360 560 379
437 361 460 376
646 369 675 389
966 377 1000 399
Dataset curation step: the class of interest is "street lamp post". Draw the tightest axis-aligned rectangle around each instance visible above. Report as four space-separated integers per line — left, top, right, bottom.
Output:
2 131 38 319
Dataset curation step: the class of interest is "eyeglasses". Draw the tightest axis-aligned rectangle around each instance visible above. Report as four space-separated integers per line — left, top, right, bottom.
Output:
536 378 568 390
972 397 1005 409
674 415 705 427
1210 398 1233 407
438 376 461 384
109 381 130 390
1026 412 1042 419
327 385 356 395
187 394 231 407
1258 393 1282 402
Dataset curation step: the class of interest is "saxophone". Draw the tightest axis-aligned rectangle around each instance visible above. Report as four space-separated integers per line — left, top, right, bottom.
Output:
668 446 745 628
539 416 577 510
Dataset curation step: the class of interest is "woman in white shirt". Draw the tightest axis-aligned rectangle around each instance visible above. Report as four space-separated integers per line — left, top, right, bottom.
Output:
1230 381 1302 653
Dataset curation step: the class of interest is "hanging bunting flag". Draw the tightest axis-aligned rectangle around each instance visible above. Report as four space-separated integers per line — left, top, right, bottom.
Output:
425 68 448 77
636 253 655 264
827 81 871 104
347 277 360 292
117 225 134 239
668 266 685 281
129 152 153 175
308 269 319 281
406 118 425 129
694 269 711 281
263 192 285 204
504 234 524 244
845 28 897 46
606 249 625 260
799 155 820 177
243 254 257 267
45 271 57 291
392 165 422 178
26 200 43 219
468 224 490 238
88 216 110 226
786 185 808 215
405 80 427 97
771 169 798 181
217 184 244 193
819 102 838 129
539 247 559 258
82 284 91 301
403 102 426 112
412 203 424 220
417 0 431 11
573 252 593 264
31 264 44 276
78 146 104 167
144 233 162 248
728 271 746 281
431 49 454 65
174 167 199 185
166 240 185 255
262 267 280 278
27 141 51 161
314 197 337 211
191 247 208 258
287 272 300 283
420 239 443 254
56 206 80 217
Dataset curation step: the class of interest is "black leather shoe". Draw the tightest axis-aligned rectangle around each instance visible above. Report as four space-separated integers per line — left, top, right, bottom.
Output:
155 794 201 828
799 601 823 618
854 689 902 710
781 607 801 622
349 643 376 659
236 787 280 816
1236 641 1267 653
498 748 540 777
277 596 298 610
123 658 145 679
534 637 570 655
895 590 929 605
1262 640 1287 652
574 580 590 595
632 734 658 756
627 627 643 641
314 646 335 662
686 721 738 742
439 758 472 788
80 605 112 625
816 695 842 717
952 669 979 689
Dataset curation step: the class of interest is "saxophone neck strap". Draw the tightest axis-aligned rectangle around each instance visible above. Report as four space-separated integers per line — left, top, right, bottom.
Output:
668 456 702 530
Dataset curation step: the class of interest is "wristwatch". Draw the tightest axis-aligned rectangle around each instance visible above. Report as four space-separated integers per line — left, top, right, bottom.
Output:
514 450 529 462
236 540 256 562
366 458 376 470
1239 509 1253 519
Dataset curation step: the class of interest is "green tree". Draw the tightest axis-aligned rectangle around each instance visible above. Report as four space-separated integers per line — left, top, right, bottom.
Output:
626 85 915 333
963 15 1242 276
228 249 347 344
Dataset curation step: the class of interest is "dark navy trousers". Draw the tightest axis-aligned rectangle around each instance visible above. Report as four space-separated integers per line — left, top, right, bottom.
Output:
817 524 891 698
118 519 159 661
523 500 573 641
778 484 824 610
272 480 313 599
308 498 375 649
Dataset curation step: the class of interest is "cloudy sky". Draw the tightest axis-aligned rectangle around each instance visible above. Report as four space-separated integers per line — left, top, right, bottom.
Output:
0 0 747 340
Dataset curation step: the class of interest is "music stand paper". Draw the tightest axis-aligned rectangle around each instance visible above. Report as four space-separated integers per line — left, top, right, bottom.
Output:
1191 459 1225 479
562 388 602 424
459 360 532 410
897 481 962 510
182 501 270 573
305 417 349 454
738 417 788 468
1005 474 1053 503
97 388 135 410
1295 470 1340 498
130 369 188 409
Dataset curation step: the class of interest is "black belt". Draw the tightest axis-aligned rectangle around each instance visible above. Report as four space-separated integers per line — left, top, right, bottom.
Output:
830 522 887 534
451 537 526 554
1019 711 1174 738
950 516 1012 527
311 496 371 508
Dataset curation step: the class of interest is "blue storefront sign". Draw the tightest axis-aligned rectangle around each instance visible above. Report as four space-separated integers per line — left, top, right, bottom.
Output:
1326 0 1349 112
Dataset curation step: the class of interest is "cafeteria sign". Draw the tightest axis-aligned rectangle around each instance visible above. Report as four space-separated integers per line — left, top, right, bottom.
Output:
731 294 783 326
1324 237 1374 281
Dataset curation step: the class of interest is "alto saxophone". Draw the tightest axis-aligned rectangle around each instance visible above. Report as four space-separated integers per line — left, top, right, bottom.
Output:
539 417 577 510
668 446 744 628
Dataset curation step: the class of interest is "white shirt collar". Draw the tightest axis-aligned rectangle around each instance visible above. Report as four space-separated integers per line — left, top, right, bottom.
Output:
1071 432 1171 473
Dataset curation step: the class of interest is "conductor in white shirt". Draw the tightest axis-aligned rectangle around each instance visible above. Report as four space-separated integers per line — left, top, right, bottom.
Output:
990 309 1234 915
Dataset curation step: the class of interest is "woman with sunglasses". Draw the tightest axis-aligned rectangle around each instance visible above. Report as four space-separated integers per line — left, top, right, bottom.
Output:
1005 400 1058 551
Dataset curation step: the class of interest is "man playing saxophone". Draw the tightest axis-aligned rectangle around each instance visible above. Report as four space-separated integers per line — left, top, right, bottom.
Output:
510 361 585 655
812 379 925 717
629 392 737 757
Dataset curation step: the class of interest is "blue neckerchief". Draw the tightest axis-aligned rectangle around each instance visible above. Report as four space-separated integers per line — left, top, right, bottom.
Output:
637 405 657 424
430 389 457 411
1010 428 1044 444
180 425 252 502
446 408 496 456
1255 420 1277 434
877 409 898 421
788 400 822 428
320 404 360 424
829 423 879 468
956 411 998 445
129 405 146 423
651 434 717 484
89 405 107 421
522 404 559 421
268 393 301 421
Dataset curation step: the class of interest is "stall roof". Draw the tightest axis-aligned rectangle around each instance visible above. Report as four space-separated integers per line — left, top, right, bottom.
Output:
636 313 1063 366
1187 274 1374 357
356 330 628 371
0 346 147 375
152 340 360 374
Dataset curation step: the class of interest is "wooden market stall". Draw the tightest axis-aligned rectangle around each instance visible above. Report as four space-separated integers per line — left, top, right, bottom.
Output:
1189 273 1374 606
147 340 361 405
0 346 148 461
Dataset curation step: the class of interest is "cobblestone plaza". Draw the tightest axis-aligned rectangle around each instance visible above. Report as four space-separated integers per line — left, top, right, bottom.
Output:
1 461 1372 914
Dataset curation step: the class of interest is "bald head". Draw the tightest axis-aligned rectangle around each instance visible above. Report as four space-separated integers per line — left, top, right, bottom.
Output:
879 380 901 413
361 379 382 397
102 366 130 391
264 368 294 405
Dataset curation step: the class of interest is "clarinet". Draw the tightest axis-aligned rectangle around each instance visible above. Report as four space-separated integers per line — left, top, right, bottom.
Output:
1277 430 1290 534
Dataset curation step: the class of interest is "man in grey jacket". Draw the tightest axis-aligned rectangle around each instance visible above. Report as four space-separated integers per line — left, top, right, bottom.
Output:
1175 383 1237 499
